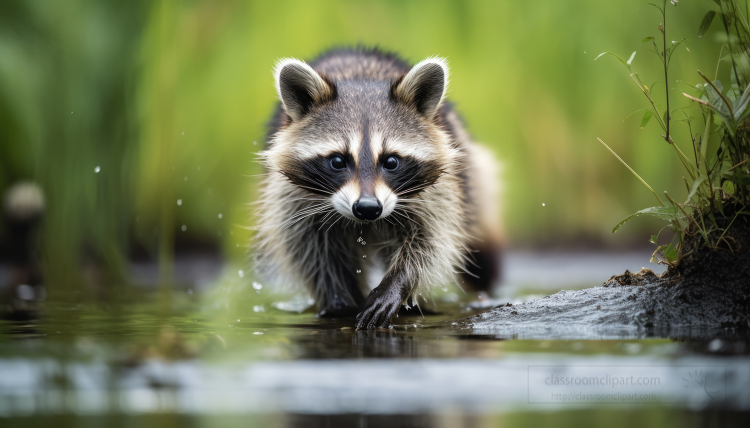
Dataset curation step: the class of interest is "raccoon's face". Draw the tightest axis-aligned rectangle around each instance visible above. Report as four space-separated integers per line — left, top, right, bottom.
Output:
266 57 453 224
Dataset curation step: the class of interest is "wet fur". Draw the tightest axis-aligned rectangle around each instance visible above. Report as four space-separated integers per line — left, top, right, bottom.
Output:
255 47 502 329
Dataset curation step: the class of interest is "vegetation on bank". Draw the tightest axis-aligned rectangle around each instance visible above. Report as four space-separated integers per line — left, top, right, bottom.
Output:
597 0 750 266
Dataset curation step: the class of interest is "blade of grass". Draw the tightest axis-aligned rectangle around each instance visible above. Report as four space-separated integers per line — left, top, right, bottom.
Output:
666 135 698 180
597 138 666 206
716 206 746 247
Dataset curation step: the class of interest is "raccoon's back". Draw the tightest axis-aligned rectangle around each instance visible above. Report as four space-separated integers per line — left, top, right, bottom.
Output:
310 47 411 81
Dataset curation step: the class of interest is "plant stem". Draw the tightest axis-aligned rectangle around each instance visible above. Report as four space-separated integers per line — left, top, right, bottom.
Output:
631 74 666 130
663 0 670 142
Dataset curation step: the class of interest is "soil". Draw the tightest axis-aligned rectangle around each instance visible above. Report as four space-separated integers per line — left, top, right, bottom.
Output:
463 210 750 339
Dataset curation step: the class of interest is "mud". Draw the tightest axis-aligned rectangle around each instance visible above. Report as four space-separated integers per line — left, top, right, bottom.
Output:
465 215 750 340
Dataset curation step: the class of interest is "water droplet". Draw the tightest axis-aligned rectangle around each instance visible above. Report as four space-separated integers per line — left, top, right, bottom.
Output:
182 131 185 135
542 203 546 207
237 319 241 322
238 270 244 278
177 199 182 206
584 51 587 54
218 213 223 219
197 166 201 170
253 331 264 335
253 305 265 313
94 166 100 173
252 281 262 290
362 255 366 259
184 176 188 181
181 225 187 231
356 269 362 274
253 141 257 145
187 288 193 295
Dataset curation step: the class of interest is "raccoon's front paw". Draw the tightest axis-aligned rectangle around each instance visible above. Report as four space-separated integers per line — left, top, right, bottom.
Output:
355 285 403 330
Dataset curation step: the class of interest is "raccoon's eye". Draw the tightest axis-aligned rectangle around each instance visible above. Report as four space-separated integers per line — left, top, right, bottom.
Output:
383 156 400 171
329 154 347 170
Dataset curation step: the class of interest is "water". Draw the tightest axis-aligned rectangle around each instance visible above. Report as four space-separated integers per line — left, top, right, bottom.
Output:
0 251 748 427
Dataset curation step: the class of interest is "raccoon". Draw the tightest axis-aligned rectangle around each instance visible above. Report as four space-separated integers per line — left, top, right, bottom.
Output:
254 47 502 330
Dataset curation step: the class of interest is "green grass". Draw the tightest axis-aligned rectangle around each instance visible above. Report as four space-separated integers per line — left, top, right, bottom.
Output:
595 0 750 265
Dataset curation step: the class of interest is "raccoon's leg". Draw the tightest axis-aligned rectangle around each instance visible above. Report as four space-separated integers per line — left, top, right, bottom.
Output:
312 230 366 318
460 243 503 292
315 255 365 318
355 232 431 330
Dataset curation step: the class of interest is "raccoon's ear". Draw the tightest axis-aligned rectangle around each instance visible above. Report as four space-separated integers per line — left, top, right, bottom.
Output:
392 57 449 118
274 58 336 121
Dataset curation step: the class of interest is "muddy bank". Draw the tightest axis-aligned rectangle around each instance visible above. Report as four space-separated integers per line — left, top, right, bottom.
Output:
463 218 750 340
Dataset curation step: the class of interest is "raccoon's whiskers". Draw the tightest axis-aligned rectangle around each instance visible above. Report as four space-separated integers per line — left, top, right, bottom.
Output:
324 212 343 234
282 203 332 229
278 171 336 195
317 210 338 231
282 213 326 229
393 175 419 194
394 203 422 214
288 183 334 195
309 177 338 194
386 214 404 228
397 180 453 196
397 183 438 195
392 209 417 226
393 208 414 222
288 202 330 219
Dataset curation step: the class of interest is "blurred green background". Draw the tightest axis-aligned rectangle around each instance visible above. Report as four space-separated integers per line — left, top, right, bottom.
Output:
0 0 728 289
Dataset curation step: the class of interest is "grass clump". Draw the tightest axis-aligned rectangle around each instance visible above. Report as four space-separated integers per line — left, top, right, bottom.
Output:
597 0 750 267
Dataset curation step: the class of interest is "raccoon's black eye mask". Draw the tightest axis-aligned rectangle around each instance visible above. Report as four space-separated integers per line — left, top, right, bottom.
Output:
280 154 354 196
380 155 444 197
280 153 444 197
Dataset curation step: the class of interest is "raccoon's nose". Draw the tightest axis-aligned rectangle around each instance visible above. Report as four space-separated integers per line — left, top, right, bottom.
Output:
353 196 382 221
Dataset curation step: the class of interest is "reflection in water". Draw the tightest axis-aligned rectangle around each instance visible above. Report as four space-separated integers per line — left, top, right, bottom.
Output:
1 299 750 424
1 262 750 426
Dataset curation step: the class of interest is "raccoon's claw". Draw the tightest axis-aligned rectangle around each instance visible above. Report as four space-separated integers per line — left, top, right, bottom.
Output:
355 286 403 330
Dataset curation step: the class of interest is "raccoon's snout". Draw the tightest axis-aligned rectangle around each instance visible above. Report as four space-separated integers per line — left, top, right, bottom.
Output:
352 196 382 221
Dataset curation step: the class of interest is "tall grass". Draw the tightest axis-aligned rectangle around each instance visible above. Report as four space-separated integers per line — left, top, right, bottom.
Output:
597 0 750 265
